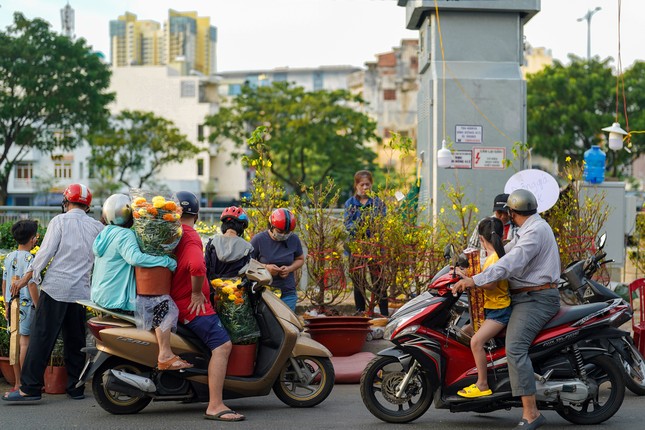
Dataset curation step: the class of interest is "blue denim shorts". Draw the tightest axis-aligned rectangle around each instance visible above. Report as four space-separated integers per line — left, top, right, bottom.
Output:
186 314 230 351
484 306 512 326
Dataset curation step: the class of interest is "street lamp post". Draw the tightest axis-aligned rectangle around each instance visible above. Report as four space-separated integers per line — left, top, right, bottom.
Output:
577 6 602 61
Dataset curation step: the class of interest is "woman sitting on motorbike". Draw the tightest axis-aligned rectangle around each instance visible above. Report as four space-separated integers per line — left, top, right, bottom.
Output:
91 193 192 371
457 217 511 398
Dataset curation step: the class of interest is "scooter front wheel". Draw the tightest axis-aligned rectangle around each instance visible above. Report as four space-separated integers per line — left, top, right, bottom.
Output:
92 357 152 415
360 355 433 423
621 339 645 396
273 356 335 407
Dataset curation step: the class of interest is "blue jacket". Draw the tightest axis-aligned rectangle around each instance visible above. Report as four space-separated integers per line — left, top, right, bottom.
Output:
91 225 176 311
343 195 386 238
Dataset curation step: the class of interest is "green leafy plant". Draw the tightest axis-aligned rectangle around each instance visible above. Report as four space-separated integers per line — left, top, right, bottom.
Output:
295 179 349 312
0 296 9 356
211 278 260 345
544 159 611 271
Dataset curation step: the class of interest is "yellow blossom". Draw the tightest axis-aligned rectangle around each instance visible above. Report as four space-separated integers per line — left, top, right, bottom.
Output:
567 174 573 181
440 207 445 213
266 160 272 167
452 204 457 210
228 294 237 301
565 156 571 162
474 207 479 213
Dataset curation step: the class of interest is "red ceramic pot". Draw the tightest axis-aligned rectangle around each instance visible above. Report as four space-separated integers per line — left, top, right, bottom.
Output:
44 365 68 394
305 316 372 325
306 327 371 357
226 343 257 377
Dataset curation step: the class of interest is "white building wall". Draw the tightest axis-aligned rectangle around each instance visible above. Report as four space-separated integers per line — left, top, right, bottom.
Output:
109 66 246 200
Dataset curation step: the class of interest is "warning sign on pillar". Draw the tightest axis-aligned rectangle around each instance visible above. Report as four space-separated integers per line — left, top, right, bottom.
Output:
472 147 506 170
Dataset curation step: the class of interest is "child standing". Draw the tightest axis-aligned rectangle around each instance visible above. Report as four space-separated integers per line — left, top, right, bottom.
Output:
2 220 39 394
457 217 512 398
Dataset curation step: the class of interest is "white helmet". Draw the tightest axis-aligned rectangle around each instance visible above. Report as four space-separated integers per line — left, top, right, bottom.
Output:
102 194 133 226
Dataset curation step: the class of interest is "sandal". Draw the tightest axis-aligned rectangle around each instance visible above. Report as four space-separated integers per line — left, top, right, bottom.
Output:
157 355 193 371
204 409 245 422
457 383 492 398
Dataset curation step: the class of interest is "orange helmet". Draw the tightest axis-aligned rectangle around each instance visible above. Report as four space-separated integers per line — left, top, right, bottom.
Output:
63 183 92 206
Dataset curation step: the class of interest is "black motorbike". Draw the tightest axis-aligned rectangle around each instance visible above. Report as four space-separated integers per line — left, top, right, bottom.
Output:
559 233 645 395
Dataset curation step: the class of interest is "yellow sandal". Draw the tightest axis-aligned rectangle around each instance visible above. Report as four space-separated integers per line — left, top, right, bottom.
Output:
457 383 492 398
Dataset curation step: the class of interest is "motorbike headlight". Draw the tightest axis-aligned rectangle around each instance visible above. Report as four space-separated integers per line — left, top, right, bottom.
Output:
384 309 424 340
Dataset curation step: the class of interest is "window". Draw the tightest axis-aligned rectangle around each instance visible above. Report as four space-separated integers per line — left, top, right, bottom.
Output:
228 84 241 96
197 124 204 141
383 89 397 100
181 80 196 98
273 72 287 82
313 71 324 91
15 162 33 180
54 161 73 179
197 158 204 176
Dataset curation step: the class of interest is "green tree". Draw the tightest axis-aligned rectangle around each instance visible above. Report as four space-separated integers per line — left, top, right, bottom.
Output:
204 82 379 196
0 13 113 204
88 110 202 189
527 55 615 168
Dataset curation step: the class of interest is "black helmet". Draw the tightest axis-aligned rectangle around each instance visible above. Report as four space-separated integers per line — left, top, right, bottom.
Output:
176 191 199 215
506 189 538 213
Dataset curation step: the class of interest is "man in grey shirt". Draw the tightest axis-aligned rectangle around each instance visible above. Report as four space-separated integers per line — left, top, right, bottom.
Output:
4 183 104 402
454 189 560 430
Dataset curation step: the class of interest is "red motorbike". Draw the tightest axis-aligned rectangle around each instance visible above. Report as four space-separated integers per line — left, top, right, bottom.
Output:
360 270 628 424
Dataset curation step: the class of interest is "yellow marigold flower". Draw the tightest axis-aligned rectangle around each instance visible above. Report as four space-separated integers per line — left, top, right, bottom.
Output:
153 199 166 209
222 286 234 295
228 294 237 301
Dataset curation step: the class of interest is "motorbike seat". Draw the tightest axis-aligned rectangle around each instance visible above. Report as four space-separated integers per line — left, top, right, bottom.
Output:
542 302 607 330
176 323 211 353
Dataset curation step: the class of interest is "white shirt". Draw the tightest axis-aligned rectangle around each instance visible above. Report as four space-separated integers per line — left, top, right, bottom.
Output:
472 214 560 290
29 208 104 303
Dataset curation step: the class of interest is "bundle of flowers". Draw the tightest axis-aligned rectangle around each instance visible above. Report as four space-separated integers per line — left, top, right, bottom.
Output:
211 278 260 344
130 190 183 256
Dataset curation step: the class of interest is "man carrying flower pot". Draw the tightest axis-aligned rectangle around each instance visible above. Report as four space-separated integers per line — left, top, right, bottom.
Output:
3 183 104 402
170 191 245 422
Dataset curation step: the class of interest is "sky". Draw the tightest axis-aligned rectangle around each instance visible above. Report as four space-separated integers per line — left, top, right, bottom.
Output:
0 0 643 72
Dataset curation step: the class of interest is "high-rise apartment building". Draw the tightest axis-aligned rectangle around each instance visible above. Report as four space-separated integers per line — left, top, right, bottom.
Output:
109 10 217 76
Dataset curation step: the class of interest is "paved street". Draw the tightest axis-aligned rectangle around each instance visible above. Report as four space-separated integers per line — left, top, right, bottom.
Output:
1 381 644 430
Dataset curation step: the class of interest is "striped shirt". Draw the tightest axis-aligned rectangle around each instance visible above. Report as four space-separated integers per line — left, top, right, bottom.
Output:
29 208 104 303
472 214 560 290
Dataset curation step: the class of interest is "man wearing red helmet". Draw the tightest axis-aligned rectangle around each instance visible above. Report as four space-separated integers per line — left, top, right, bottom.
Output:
250 208 304 311
4 183 104 402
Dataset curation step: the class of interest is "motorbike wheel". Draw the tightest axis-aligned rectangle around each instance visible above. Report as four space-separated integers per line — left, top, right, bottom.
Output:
92 357 152 415
360 356 433 423
621 339 645 396
273 356 335 407
556 355 625 425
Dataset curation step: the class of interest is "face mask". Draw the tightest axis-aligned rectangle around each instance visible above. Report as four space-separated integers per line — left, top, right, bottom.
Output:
272 231 292 241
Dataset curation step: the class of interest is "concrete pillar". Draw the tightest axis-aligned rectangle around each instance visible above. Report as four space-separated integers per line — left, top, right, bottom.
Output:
398 0 540 219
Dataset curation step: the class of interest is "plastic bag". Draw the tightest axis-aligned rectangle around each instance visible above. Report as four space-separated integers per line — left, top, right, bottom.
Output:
211 277 260 344
130 189 183 256
135 294 179 332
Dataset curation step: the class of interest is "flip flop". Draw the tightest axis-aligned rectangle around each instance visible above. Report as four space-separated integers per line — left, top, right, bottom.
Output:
157 355 194 371
457 383 492 398
2 390 42 402
203 409 245 422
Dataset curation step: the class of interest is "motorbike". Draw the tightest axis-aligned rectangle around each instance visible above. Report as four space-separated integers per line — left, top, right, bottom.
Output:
559 233 645 395
77 260 335 414
360 264 629 424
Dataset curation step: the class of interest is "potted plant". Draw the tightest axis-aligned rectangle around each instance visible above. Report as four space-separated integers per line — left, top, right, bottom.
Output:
0 296 15 385
43 335 67 394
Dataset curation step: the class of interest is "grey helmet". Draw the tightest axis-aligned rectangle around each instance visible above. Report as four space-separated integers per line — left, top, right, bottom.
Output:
506 189 538 213
102 193 133 226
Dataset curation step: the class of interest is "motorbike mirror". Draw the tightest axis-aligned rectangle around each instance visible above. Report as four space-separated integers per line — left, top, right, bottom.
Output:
456 254 470 269
597 233 606 250
443 244 455 261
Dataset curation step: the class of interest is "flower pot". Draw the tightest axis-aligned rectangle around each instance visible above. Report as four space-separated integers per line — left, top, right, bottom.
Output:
135 266 172 296
305 316 372 325
0 356 16 386
306 327 371 357
44 365 68 394
226 343 257 377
